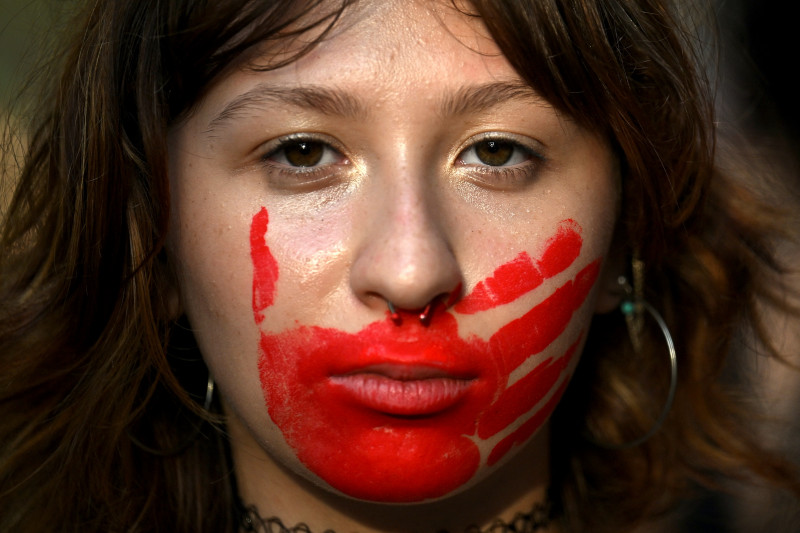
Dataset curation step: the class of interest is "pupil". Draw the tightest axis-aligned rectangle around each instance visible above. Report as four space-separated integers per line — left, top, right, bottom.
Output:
476 140 513 166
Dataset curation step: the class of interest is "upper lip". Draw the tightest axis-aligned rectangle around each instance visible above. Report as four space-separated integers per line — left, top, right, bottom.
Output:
324 338 482 381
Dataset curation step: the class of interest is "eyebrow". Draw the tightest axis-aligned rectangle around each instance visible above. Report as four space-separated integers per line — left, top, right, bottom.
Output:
438 81 545 117
206 84 366 133
205 80 544 133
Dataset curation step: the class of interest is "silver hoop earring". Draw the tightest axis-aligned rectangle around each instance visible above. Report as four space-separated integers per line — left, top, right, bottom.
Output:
613 298 678 448
595 257 677 449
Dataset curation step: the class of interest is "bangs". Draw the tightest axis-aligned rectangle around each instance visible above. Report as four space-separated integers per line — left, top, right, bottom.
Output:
471 0 706 133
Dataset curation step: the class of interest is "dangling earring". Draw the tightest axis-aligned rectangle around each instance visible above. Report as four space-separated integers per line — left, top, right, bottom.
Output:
598 253 678 449
620 253 645 353
203 374 215 411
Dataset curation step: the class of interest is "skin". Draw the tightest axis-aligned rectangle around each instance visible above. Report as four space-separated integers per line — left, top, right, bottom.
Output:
168 1 620 530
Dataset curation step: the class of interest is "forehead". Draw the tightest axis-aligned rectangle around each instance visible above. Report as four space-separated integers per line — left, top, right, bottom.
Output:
306 0 503 71
196 0 517 113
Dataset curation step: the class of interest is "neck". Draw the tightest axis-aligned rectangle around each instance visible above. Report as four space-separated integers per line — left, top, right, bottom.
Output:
229 413 557 533
238 499 554 533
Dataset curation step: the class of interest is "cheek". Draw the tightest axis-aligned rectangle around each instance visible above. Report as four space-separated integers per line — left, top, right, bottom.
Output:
250 208 599 502
172 211 257 364
455 220 584 314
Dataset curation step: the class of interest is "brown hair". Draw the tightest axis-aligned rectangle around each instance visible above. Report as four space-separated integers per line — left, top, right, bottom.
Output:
1 0 797 531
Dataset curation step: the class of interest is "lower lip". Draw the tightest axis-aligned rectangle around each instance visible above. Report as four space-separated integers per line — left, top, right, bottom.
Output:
328 374 473 416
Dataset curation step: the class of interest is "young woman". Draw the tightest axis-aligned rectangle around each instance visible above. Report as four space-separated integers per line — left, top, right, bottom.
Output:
1 1 798 531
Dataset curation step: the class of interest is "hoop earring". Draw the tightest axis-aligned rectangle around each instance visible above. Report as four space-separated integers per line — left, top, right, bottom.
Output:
595 255 677 449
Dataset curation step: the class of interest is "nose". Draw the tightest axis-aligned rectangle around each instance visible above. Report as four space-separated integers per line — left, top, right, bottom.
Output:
349 170 463 318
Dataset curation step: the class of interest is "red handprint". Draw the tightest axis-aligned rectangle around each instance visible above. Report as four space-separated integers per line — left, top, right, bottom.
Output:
251 209 599 502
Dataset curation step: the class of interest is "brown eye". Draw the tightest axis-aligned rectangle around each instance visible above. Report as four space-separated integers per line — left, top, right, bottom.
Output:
474 140 514 166
284 141 324 167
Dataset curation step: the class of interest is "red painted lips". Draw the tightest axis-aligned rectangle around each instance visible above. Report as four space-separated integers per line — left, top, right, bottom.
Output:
251 208 599 502
329 372 474 416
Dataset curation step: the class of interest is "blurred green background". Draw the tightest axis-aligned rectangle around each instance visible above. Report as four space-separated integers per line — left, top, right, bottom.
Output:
0 0 67 109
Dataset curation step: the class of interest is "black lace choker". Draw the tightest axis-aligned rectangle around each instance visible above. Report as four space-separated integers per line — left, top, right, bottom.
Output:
237 500 553 533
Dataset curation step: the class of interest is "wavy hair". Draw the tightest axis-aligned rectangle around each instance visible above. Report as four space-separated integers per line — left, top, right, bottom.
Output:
1 0 797 531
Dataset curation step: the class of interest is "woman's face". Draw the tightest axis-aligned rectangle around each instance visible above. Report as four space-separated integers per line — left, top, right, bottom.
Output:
168 0 619 504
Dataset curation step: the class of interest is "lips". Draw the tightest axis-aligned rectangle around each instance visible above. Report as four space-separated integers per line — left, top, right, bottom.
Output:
329 368 475 416
258 320 493 501
277 317 498 425
260 314 500 432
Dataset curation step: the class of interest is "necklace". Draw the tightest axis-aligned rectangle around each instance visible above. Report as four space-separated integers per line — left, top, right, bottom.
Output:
237 500 553 533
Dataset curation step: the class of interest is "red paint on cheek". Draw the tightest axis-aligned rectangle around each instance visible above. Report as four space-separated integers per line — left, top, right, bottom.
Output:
251 211 598 502
250 207 278 324
537 219 583 277
487 378 571 467
491 260 600 373
454 251 541 314
454 220 582 314
477 336 582 440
